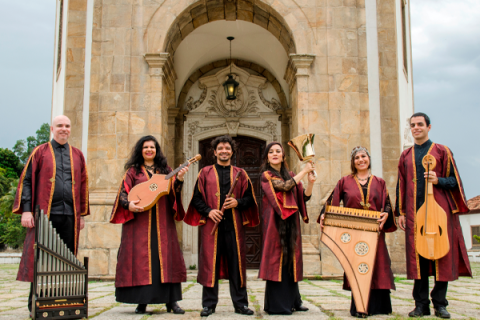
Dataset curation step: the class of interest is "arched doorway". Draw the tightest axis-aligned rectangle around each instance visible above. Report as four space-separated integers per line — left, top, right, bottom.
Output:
198 136 265 268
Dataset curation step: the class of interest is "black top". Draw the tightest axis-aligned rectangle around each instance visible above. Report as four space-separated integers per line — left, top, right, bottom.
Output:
191 164 255 232
396 139 457 213
22 139 74 215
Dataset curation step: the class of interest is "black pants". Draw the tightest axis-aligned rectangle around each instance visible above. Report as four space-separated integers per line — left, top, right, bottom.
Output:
29 215 75 312
202 228 248 309
413 256 448 309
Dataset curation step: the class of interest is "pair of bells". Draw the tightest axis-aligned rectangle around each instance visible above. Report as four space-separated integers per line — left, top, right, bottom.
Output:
288 134 317 179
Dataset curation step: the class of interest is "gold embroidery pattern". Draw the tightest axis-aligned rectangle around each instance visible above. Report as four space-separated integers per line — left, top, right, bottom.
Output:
69 145 78 254
353 175 373 210
278 251 283 282
264 172 283 215
211 166 221 287
47 142 57 219
444 146 466 214
81 155 89 216
156 204 164 283
283 192 299 209
110 171 129 222
142 166 154 284
231 168 244 287
12 147 40 213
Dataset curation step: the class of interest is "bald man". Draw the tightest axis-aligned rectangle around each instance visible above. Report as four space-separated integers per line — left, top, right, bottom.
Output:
12 115 90 314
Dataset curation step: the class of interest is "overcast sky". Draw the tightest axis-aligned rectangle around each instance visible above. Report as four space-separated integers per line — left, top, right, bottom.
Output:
0 0 478 198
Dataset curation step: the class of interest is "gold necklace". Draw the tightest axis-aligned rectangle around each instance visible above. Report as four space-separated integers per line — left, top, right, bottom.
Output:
356 175 370 182
144 164 155 172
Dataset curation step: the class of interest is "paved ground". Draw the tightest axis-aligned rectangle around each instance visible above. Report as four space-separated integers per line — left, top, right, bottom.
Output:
0 263 479 320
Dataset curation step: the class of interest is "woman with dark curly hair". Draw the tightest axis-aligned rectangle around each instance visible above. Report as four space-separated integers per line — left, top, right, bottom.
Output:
319 146 396 318
110 135 189 314
258 142 315 315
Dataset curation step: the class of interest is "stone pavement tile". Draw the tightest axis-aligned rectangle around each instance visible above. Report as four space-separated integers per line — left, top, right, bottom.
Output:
0 299 26 308
89 306 145 320
89 285 116 292
177 299 202 311
89 294 116 305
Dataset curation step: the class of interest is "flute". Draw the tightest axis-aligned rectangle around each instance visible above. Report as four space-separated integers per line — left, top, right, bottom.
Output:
210 171 242 235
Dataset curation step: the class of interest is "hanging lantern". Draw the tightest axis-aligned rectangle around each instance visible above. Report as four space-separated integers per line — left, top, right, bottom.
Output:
222 36 239 100
223 74 239 100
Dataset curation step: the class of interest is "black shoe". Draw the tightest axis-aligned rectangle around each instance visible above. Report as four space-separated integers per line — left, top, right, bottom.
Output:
234 306 254 315
200 307 215 317
293 305 309 312
135 304 147 314
408 306 431 317
434 306 451 319
166 301 185 314
354 312 367 318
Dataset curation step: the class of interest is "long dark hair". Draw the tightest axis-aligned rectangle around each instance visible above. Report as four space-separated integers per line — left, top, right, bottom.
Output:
260 142 297 270
124 135 170 174
260 142 291 181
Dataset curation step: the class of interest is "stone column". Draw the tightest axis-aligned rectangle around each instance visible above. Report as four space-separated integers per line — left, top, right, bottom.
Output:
144 53 176 150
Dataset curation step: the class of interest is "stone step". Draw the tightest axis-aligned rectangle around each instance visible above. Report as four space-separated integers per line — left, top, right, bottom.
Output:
0 253 22 264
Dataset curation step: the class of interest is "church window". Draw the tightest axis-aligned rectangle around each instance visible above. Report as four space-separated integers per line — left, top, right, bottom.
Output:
401 0 409 76
56 0 64 77
472 226 480 247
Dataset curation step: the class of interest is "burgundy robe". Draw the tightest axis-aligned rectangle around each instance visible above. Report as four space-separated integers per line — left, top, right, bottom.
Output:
110 166 186 287
397 143 472 281
328 175 396 291
184 165 259 288
258 171 308 282
13 142 90 282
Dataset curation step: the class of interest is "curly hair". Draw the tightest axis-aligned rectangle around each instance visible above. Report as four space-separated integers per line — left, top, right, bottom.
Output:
124 135 170 174
211 135 236 155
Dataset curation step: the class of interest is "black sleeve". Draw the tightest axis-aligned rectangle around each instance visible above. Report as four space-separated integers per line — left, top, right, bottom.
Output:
436 162 457 190
303 190 311 203
191 180 212 217
270 178 296 192
236 180 255 211
174 178 184 193
383 196 394 230
119 184 130 210
21 161 33 212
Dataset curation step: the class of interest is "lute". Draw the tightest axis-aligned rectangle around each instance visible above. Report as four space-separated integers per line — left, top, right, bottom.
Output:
128 154 202 210
415 154 450 260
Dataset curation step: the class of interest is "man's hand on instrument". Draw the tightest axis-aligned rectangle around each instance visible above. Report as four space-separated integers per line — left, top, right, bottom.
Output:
398 215 406 231
21 212 35 228
177 163 190 181
208 209 223 223
223 197 238 210
424 171 438 185
80 217 85 230
319 214 325 230
378 212 388 230
129 200 144 213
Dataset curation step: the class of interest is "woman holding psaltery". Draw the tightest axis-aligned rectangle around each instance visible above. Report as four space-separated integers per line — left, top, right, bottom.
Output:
258 142 315 315
319 146 396 318
110 135 189 315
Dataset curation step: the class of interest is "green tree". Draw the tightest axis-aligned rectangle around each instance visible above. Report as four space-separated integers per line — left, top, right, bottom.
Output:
0 178 26 248
474 235 480 243
0 148 23 178
13 122 50 164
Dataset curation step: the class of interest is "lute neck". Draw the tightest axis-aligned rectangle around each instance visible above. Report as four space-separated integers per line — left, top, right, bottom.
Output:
165 160 189 180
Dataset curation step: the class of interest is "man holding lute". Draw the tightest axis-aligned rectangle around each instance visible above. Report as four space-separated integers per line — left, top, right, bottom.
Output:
396 112 471 319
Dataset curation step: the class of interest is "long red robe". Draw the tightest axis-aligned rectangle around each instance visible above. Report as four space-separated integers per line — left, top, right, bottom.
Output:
110 166 186 287
397 143 471 281
258 171 308 282
329 175 396 290
13 142 90 282
184 165 259 288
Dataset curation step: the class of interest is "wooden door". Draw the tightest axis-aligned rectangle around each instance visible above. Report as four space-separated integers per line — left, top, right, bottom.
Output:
198 136 265 269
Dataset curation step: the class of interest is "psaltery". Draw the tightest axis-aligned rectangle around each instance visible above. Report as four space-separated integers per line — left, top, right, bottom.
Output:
320 205 382 314
128 154 201 210
415 154 449 260
210 171 242 235
32 206 88 319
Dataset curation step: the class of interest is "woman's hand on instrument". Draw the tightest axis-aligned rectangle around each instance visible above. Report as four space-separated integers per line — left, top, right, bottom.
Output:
303 161 315 174
319 214 325 230
223 197 238 209
177 164 190 181
307 171 316 184
208 209 223 223
378 212 388 230
398 215 406 231
21 212 35 228
129 200 144 213
424 171 438 185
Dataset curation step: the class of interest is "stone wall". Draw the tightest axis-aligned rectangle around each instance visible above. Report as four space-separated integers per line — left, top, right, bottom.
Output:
62 0 410 278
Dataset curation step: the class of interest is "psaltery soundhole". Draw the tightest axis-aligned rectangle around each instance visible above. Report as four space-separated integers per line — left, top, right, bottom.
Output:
355 242 369 256
149 183 158 192
340 233 351 243
358 263 369 274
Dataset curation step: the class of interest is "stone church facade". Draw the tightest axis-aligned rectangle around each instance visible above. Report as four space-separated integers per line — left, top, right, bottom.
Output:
51 0 414 279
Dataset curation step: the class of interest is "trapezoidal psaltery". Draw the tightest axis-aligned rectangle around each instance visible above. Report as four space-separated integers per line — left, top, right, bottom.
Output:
320 205 382 314
128 154 201 210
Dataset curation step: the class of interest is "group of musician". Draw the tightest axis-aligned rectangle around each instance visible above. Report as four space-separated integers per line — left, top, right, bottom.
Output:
13 111 471 319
